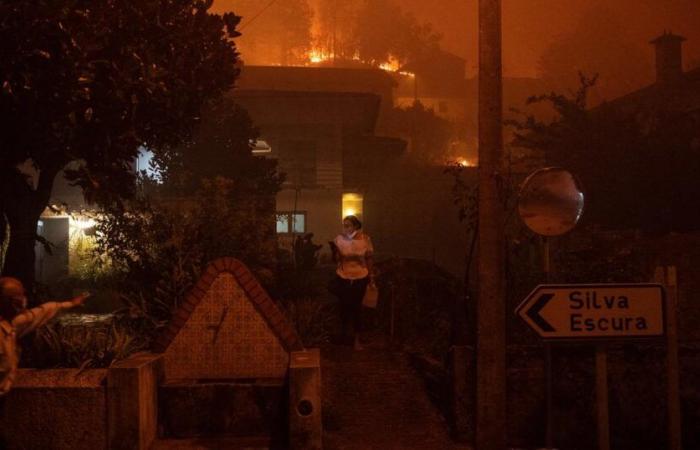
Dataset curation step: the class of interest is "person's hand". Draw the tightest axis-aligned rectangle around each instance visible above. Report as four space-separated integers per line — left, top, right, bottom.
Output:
70 292 91 307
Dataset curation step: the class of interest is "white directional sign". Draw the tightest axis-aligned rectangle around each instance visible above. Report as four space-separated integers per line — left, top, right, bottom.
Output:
516 284 666 340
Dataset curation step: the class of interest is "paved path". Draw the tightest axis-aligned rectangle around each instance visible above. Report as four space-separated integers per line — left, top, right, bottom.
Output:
321 340 472 450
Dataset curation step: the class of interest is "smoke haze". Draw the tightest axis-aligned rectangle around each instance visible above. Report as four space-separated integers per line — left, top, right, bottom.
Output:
214 0 700 98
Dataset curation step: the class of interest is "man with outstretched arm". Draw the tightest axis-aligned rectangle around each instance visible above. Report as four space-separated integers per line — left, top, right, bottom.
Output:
0 277 90 395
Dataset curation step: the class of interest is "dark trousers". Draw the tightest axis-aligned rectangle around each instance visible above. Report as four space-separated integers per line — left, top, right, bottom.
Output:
335 276 369 339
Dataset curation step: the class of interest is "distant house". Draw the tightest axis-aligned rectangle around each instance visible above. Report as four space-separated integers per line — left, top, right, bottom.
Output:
238 65 397 131
396 50 469 122
597 32 700 131
232 87 405 256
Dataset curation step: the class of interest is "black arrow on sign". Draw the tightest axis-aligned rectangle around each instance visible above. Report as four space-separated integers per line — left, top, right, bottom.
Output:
526 293 555 332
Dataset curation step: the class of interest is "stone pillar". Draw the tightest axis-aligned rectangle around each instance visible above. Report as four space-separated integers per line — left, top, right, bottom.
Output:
289 348 322 450
107 353 164 450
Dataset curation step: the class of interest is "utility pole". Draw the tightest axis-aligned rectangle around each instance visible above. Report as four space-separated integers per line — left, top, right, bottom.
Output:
476 1 506 450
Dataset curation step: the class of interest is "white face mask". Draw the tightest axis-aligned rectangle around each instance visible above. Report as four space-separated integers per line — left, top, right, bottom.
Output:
345 230 358 239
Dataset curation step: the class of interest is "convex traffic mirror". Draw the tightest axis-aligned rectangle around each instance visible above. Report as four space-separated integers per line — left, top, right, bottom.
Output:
518 167 584 236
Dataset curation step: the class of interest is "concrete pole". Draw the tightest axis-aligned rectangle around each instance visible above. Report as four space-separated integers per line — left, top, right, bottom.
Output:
476 1 506 450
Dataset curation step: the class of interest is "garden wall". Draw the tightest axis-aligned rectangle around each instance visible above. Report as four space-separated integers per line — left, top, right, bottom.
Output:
0 369 108 449
0 353 163 450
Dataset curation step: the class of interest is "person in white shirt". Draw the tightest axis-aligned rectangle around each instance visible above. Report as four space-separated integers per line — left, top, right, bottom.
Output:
330 215 374 350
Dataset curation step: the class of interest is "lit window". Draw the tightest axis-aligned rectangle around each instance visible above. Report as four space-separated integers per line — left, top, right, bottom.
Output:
276 215 289 234
276 212 306 234
291 214 305 234
342 193 363 219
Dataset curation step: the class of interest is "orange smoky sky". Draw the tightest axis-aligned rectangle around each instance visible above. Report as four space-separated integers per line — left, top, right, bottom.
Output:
213 0 700 81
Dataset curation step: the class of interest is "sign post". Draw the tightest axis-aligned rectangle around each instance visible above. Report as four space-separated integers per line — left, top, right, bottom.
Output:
517 283 666 450
595 344 610 450
654 266 682 450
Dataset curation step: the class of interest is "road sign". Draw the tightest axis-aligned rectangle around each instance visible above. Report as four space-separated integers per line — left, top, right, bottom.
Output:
516 284 665 340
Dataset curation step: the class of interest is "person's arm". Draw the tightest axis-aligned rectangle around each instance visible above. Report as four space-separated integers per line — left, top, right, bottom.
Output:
12 292 90 337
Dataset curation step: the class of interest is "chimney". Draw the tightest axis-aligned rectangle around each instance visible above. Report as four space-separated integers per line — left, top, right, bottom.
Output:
650 31 686 85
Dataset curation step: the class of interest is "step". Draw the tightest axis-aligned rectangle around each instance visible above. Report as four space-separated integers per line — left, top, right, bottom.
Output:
159 378 287 441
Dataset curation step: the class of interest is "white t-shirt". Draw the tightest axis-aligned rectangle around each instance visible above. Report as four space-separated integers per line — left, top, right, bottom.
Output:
334 232 374 280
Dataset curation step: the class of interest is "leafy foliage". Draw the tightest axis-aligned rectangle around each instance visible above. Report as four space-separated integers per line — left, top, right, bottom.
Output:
223 0 313 65
375 258 461 359
96 175 278 333
353 0 441 66
280 297 335 347
0 0 241 204
0 0 243 292
384 101 454 163
24 314 148 369
509 74 700 232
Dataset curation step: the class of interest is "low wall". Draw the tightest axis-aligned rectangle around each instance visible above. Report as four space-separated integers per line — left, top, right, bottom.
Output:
0 353 163 450
0 369 109 450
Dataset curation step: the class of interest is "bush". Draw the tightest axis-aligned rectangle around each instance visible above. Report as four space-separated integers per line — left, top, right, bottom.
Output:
23 313 148 369
94 177 278 345
374 257 462 360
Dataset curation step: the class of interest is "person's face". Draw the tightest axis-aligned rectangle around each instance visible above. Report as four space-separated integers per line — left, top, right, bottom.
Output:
12 293 27 311
1 279 27 313
343 220 356 234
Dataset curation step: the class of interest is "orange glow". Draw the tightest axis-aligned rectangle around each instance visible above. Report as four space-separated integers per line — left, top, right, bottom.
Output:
304 49 414 77
378 58 400 72
455 157 477 167
308 48 328 64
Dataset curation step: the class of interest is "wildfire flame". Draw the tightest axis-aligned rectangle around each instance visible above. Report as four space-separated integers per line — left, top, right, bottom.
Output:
456 157 477 168
308 48 326 64
305 48 414 77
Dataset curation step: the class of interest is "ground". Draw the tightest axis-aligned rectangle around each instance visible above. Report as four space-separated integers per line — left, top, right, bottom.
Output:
321 334 471 450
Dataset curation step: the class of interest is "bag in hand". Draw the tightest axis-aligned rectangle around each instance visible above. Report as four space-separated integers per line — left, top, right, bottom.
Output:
362 283 379 309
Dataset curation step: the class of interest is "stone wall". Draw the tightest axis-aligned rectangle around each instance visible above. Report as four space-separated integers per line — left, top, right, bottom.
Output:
0 369 108 450
0 353 163 450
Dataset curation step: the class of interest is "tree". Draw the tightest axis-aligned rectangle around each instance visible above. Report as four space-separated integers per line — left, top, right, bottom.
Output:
353 0 441 66
509 75 700 232
96 97 283 333
227 0 313 65
314 0 362 60
0 0 242 297
384 102 454 163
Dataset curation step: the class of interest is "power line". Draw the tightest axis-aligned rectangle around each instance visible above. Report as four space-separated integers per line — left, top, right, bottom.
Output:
239 0 278 31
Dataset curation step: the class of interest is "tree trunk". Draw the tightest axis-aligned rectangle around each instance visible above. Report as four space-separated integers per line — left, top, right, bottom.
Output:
0 166 57 305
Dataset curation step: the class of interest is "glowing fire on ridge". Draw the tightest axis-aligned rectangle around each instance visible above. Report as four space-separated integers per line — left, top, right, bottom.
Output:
305 48 414 77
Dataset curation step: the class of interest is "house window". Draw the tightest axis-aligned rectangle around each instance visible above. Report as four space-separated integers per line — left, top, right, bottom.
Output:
342 193 363 219
276 212 306 234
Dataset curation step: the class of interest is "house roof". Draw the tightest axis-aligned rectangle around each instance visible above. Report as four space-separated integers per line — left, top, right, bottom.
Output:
238 65 397 91
595 66 700 114
153 257 304 353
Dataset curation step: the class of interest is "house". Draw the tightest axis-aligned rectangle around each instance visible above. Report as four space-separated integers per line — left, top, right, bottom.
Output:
597 32 700 129
232 88 406 257
237 65 397 131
